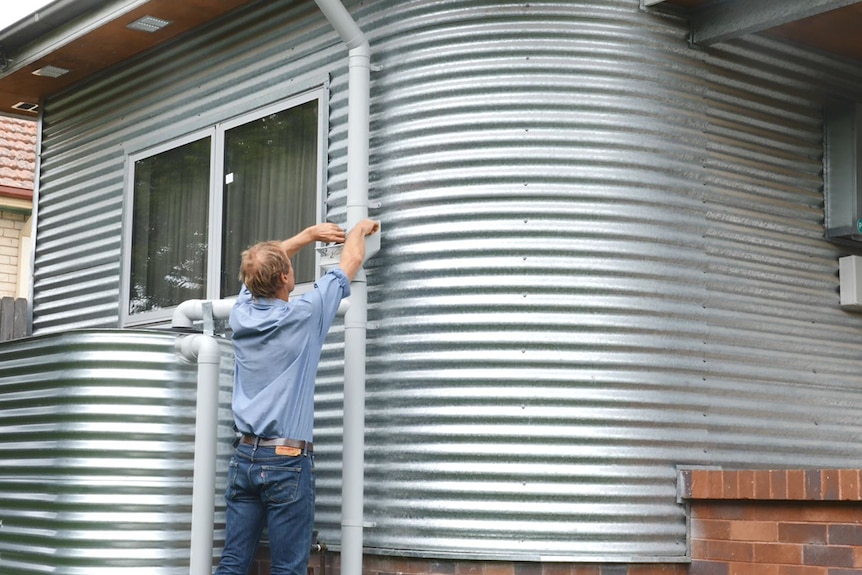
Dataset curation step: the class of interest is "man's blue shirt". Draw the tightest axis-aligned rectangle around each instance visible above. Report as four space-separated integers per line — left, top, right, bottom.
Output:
229 268 351 442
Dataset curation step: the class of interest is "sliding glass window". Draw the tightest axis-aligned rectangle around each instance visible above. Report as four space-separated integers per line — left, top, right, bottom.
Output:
124 91 324 325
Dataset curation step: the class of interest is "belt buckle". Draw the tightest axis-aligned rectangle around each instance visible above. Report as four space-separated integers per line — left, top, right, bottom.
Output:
276 445 302 457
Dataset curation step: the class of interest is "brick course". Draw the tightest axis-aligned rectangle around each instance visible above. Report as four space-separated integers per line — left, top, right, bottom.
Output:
680 469 862 575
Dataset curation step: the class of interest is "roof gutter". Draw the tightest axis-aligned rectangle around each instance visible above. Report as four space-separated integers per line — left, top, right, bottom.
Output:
0 0 143 78
690 0 862 46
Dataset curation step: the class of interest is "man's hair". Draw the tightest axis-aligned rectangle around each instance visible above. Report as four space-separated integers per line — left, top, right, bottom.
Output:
238 241 291 298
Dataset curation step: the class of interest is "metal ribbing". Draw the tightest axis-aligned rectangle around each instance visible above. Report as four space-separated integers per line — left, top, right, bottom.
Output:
317 0 862 562
316 0 708 560
697 34 862 468
32 0 340 332
0 330 217 574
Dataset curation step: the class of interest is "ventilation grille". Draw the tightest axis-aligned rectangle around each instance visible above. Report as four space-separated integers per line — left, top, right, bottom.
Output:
126 15 172 33
11 102 38 112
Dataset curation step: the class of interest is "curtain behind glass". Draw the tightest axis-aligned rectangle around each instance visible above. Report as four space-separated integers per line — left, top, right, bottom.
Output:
221 100 319 297
130 137 211 314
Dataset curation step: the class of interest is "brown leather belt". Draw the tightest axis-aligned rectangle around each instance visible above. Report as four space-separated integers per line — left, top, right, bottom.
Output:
241 435 312 454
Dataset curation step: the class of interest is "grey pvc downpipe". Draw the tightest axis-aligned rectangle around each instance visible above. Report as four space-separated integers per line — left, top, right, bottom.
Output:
177 2 371 571
173 300 232 575
176 333 223 575
311 3 372 575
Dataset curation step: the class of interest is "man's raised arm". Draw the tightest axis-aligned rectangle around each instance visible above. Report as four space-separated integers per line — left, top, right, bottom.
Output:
281 223 346 257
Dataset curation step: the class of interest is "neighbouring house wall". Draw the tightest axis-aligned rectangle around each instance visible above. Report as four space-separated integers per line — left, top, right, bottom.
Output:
0 211 29 297
28 0 862 567
0 116 35 300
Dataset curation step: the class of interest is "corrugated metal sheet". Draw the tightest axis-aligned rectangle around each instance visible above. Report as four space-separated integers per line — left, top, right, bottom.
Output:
26 0 862 565
318 0 862 562
316 0 710 561
32 0 342 332
0 329 235 574
696 34 862 467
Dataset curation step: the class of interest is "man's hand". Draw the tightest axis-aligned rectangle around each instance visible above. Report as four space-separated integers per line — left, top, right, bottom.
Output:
309 222 346 244
283 223 346 257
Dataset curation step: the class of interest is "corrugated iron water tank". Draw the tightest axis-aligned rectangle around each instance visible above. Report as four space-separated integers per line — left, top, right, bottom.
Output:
311 0 862 562
312 0 711 561
0 330 234 574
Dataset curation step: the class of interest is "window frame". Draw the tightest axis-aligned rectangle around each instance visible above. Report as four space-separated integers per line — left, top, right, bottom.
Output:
120 87 328 327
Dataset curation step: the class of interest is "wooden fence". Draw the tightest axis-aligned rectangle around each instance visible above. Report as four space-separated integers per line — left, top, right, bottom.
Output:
0 297 30 342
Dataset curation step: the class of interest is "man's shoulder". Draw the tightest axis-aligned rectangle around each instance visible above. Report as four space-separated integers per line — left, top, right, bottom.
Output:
320 268 350 292
290 269 349 311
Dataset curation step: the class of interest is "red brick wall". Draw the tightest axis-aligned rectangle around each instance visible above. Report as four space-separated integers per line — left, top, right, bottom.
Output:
360 557 689 575
248 547 689 575
247 470 862 575
679 469 862 575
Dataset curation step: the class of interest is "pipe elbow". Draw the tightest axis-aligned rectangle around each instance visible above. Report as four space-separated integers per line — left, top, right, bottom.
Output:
338 298 351 317
172 300 200 328
175 334 222 364
195 336 222 365
172 298 236 328
348 39 371 56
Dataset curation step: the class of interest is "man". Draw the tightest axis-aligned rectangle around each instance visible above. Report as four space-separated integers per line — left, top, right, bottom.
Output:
215 219 380 575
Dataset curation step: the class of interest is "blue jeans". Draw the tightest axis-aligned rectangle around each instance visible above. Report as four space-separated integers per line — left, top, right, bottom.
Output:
214 443 315 575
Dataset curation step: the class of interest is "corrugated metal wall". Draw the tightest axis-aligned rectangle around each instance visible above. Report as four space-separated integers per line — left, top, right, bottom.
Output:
696 35 862 466
322 0 862 561
32 0 343 332
27 0 862 564
318 0 711 561
0 330 235 574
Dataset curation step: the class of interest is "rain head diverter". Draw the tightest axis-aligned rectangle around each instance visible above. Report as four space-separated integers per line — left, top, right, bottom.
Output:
229 268 351 441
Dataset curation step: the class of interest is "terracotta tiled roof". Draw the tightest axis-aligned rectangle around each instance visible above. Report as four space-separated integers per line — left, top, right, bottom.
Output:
0 116 37 191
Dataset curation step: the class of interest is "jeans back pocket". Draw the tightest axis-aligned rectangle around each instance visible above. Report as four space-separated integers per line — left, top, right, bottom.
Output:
261 464 303 504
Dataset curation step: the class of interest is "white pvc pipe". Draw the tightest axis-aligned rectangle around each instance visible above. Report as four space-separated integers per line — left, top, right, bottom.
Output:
311 3 371 575
176 334 223 575
172 298 236 329
341 248 371 549
314 0 367 50
174 3 372 572
341 271 368 575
